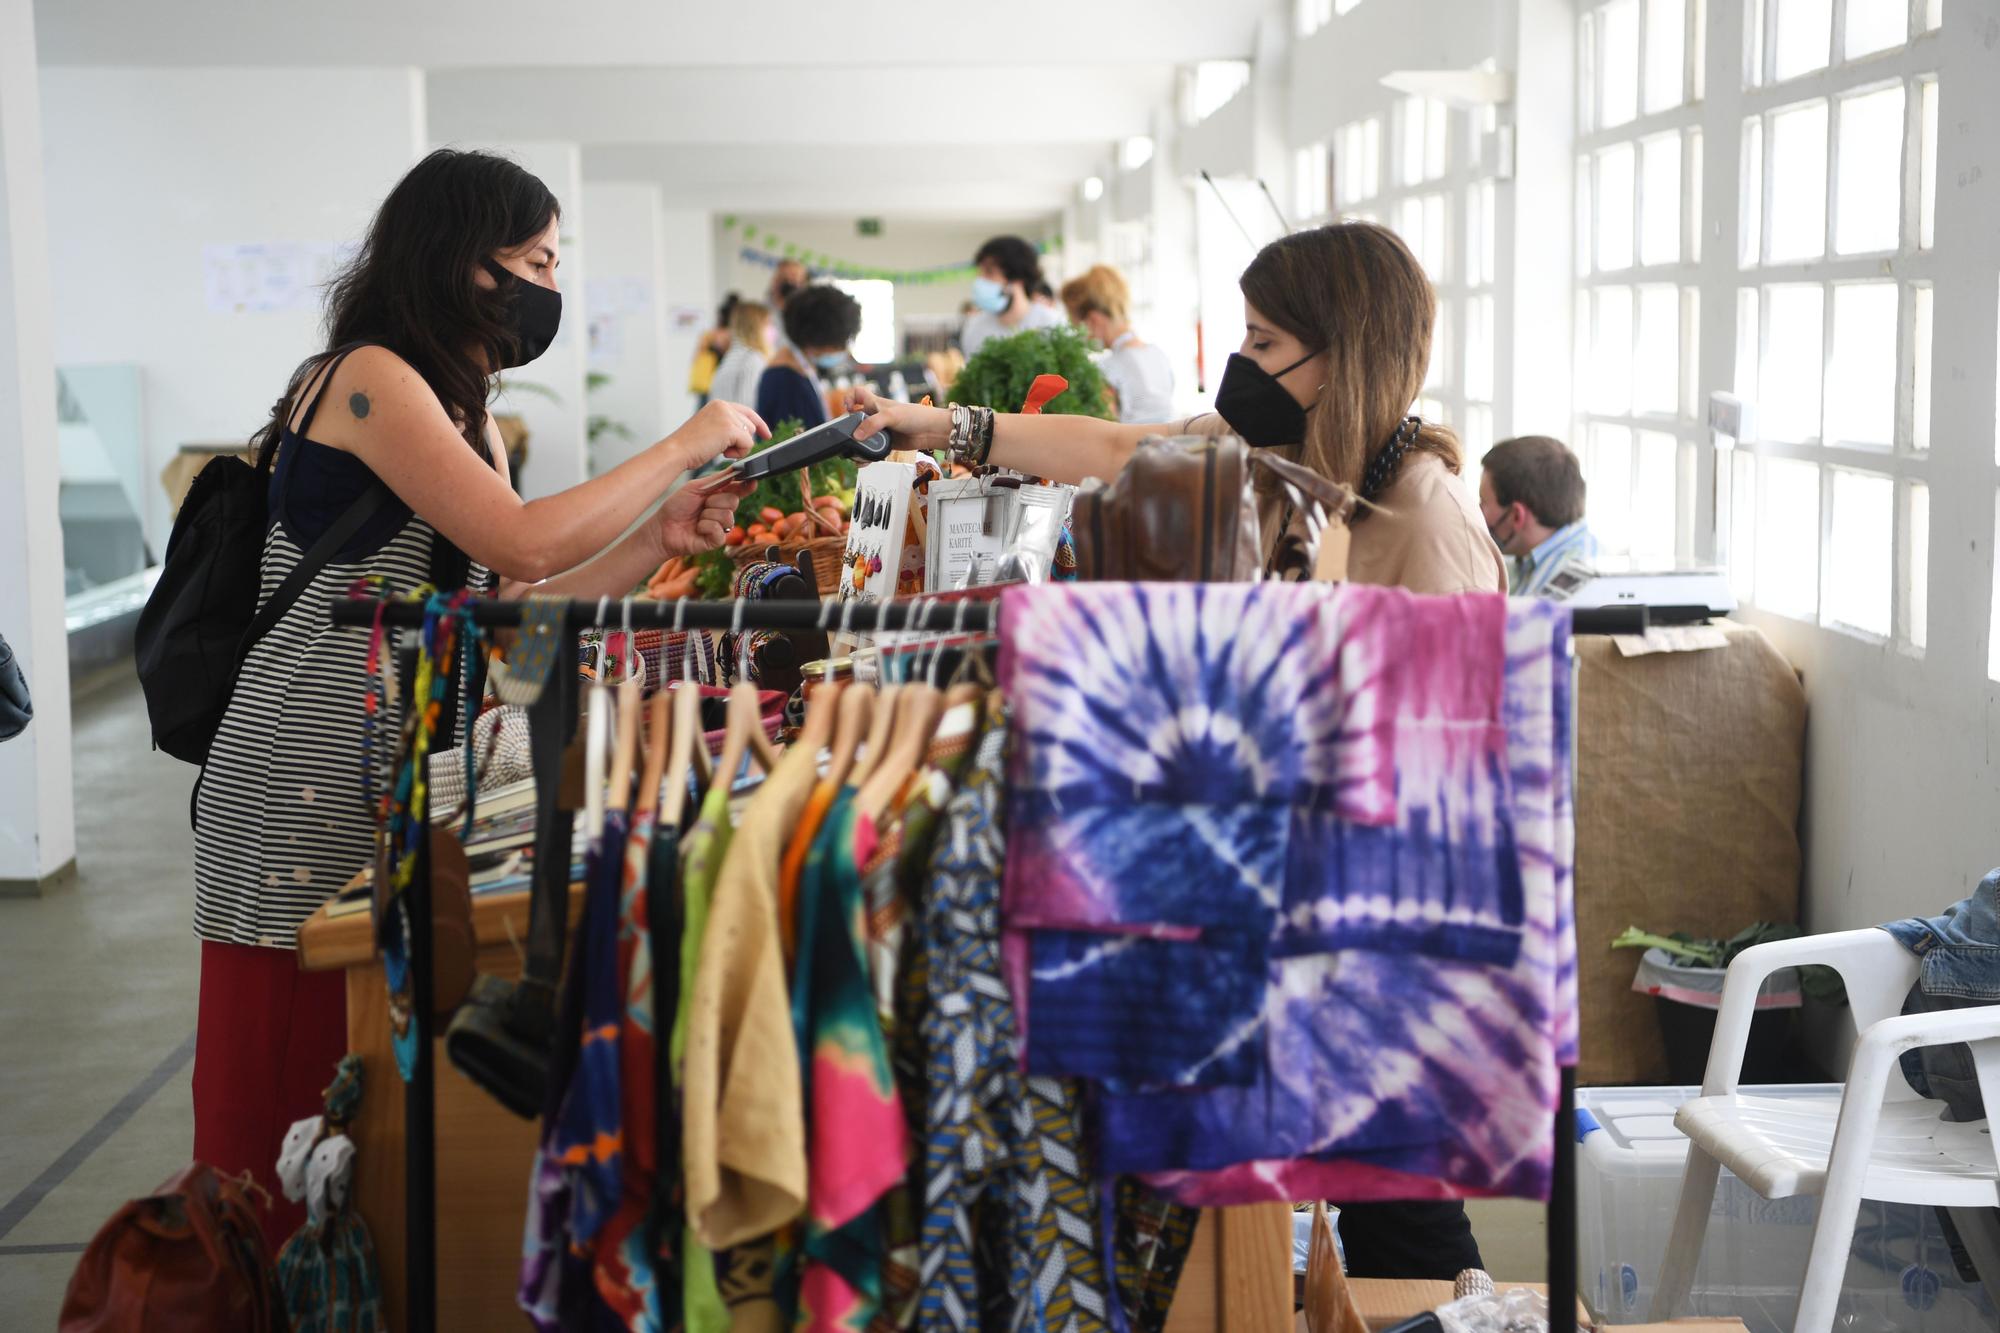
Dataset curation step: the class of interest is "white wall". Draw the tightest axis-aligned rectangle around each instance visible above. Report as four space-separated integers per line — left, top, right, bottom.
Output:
658 206 713 430
0 0 74 884
39 66 427 554
579 181 669 474
450 140 589 500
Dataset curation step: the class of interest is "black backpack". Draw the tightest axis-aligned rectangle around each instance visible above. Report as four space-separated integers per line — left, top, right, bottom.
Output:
135 346 395 765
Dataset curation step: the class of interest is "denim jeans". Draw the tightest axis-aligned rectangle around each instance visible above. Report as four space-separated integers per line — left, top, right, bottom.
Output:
1878 866 2000 1120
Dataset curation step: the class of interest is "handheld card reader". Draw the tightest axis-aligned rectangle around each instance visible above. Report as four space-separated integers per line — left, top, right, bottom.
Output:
730 411 894 481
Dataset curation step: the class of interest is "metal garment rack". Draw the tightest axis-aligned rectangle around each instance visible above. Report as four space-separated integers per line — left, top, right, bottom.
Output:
327 594 1645 1333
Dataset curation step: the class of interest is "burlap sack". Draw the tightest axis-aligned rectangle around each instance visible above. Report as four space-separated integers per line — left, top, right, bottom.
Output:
1574 620 1806 1085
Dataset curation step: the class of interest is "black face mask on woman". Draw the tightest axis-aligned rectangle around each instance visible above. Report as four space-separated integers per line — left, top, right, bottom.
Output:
1213 349 1319 447
482 258 563 368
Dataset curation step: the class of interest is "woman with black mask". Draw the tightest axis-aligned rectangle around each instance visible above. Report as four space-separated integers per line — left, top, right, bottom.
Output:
853 220 1502 1278
188 149 761 1246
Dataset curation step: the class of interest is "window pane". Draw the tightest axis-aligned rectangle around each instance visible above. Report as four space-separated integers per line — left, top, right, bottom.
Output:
1640 133 1683 265
1463 404 1494 462
1757 456 1821 619
1645 0 1687 112
1424 193 1447 280
1427 302 1451 391
1730 450 1757 600
1769 101 1829 261
1693 0 1707 100
1913 284 1932 451
1364 117 1381 198
1761 284 1825 442
1426 101 1449 180
1471 180 1496 287
1773 0 1833 81
1295 143 1331 220
1634 430 1680 563
1908 482 1929 649
1740 119 1764 267
1919 79 1938 251
1835 85 1904 255
1401 98 1426 187
1689 129 1704 263
1844 0 1907 59
1635 285 1681 415
1467 294 1495 402
1825 469 1892 635
1735 287 1761 409
1826 282 1897 447
1682 287 1702 418
1579 10 1599 133
1599 143 1637 271
1590 424 1635 554
1577 154 1595 278
1602 0 1641 128
1593 286 1635 415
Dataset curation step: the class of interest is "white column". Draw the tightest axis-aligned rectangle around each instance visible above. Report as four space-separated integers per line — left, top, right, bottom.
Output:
579 181 671 473
658 207 716 433
1503 0 1578 439
0 0 76 889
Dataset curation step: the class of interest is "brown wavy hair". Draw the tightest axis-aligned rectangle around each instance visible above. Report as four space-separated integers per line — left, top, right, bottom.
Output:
1237 222 1461 498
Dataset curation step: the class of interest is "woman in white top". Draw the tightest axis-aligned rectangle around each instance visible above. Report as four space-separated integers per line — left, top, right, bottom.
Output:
1062 264 1175 422
960 234 1063 357
708 299 772 407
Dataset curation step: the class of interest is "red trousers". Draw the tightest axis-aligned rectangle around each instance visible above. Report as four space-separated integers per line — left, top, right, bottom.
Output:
192 940 348 1253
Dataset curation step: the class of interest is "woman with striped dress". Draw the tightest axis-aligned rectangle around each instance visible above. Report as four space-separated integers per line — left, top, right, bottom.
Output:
190 149 761 1246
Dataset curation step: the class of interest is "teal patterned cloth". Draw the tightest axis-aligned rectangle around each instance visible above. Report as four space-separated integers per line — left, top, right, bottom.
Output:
277 1205 385 1332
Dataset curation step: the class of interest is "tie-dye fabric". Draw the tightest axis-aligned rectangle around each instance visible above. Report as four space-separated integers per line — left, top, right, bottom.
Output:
998 582 1522 1091
1104 600 1577 1204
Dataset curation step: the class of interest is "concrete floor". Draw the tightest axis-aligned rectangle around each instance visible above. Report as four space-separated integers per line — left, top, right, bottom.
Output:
0 672 1548 1324
0 672 199 1328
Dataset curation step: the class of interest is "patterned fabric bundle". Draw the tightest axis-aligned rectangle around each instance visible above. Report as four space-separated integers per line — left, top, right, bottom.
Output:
997 583 1577 1204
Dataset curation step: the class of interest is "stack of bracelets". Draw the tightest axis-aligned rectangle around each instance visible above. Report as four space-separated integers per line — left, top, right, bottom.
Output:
946 402 997 467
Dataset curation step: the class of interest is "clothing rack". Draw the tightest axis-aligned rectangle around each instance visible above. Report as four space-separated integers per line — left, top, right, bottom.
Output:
327 593 1646 1333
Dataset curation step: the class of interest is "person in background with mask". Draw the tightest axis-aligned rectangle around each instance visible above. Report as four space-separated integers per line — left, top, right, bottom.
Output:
961 234 1063 357
189 149 761 1247
853 219 1502 1278
768 257 808 312
1478 435 1597 597
708 300 774 409
758 283 862 429
1061 263 1176 423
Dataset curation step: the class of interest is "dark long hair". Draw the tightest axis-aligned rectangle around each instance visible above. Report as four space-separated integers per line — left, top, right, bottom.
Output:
251 149 561 463
1237 222 1460 495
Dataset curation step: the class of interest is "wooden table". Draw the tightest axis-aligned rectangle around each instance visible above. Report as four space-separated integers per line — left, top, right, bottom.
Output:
299 885 1291 1332
298 885 581 1333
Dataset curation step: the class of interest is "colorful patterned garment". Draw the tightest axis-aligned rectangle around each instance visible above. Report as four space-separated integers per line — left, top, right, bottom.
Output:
521 805 627 1330
1107 1181 1200 1333
791 793 909 1332
996 582 1523 1093
594 802 667 1328
677 784 740 1333
915 698 1111 1333
1104 600 1577 1204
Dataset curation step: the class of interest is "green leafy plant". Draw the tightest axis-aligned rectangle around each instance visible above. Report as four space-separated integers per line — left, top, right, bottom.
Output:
585 371 634 449
948 325 1114 419
1613 922 1845 1003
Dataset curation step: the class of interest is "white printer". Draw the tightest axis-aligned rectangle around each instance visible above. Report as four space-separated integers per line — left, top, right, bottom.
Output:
1541 557 1737 624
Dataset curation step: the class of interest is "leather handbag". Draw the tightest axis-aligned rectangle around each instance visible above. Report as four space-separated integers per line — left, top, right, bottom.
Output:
1069 434 1356 583
445 660 576 1118
60 1163 284 1332
0 631 29 741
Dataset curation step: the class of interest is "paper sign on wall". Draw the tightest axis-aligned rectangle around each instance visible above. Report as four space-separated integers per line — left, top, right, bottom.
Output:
202 242 349 315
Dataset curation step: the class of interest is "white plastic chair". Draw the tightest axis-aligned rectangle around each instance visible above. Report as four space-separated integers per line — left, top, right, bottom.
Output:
1649 927 2000 1333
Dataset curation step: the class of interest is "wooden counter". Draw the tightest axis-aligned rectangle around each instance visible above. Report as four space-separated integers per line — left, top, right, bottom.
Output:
298 884 582 1333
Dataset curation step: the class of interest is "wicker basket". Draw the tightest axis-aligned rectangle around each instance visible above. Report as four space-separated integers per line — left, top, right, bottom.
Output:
727 533 851 589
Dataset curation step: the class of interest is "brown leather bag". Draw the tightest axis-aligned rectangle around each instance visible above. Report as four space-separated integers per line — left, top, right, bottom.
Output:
1069 434 1356 583
60 1163 285 1332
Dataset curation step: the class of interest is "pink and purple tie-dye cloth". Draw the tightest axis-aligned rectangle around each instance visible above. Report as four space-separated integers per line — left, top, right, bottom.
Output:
996 582 1576 1203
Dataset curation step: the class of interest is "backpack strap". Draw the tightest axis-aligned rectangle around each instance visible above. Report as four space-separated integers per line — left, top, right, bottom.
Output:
260 342 372 474
238 481 397 659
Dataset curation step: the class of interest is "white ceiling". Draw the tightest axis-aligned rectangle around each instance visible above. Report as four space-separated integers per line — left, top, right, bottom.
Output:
34 0 1256 221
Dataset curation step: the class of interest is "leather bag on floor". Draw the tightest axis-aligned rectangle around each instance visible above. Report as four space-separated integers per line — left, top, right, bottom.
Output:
1069 433 1356 583
60 1162 285 1333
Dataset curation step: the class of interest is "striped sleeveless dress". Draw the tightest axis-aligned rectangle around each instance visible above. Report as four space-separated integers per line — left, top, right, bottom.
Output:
193 355 488 948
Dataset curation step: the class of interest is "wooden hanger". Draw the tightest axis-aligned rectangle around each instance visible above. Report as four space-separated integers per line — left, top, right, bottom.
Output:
855 600 949 822
605 604 646 814
820 678 875 792
848 598 902 788
582 597 613 833
659 598 713 830
636 686 671 818
714 598 783 789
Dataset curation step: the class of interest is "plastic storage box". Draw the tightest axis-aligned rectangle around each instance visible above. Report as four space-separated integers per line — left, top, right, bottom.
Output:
1577 1084 1997 1333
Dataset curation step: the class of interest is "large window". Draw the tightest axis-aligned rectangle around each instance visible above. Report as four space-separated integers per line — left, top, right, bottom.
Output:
1575 0 1703 567
1729 0 1938 645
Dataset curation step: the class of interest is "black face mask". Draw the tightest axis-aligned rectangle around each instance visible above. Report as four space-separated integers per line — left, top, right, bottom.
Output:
483 258 562 368
1214 349 1319 447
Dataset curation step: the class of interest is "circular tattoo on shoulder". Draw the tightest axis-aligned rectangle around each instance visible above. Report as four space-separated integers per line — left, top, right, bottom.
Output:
349 392 371 420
